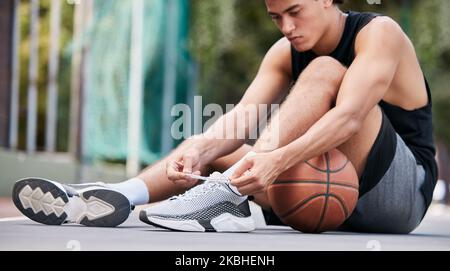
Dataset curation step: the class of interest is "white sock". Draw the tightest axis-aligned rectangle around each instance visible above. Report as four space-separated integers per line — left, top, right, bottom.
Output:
223 151 257 196
108 177 149 206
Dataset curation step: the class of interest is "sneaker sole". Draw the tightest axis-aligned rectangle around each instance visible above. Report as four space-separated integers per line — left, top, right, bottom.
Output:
13 178 131 227
139 211 255 232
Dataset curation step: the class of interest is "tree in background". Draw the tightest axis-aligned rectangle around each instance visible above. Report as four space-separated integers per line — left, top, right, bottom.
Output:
189 0 282 106
17 0 74 151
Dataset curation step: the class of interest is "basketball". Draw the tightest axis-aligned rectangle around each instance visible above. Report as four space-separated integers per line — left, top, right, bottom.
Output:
267 149 359 233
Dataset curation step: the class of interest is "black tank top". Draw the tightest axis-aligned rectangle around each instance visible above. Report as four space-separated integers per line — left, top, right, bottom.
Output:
291 11 438 208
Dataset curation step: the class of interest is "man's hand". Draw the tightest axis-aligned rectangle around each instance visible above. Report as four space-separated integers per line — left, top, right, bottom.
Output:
230 150 286 195
166 149 203 188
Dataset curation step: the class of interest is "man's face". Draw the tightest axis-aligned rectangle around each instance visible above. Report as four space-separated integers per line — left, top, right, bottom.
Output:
266 0 331 52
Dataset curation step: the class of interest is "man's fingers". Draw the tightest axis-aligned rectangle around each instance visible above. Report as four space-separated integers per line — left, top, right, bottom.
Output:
167 170 187 181
167 161 180 175
167 160 189 180
230 174 253 188
235 182 261 196
182 154 194 173
168 160 181 169
231 159 253 179
167 168 198 182
168 169 199 184
183 173 201 182
167 157 202 184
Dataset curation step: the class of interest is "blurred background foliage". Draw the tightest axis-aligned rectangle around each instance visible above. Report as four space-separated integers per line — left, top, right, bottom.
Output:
17 0 74 151
16 0 450 151
189 0 450 146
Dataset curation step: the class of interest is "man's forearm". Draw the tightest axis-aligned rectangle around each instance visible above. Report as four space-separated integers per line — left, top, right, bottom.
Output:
187 134 244 164
190 105 255 163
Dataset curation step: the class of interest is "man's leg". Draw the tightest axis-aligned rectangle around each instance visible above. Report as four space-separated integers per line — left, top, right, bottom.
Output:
248 56 382 209
197 56 381 212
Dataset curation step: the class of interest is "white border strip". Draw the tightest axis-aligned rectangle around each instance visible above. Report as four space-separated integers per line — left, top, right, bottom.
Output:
0 216 27 222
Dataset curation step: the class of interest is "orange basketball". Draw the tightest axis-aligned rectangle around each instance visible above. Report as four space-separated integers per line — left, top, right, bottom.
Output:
267 149 359 233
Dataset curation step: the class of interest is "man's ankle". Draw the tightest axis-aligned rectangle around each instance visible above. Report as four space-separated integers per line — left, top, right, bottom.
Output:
108 177 149 206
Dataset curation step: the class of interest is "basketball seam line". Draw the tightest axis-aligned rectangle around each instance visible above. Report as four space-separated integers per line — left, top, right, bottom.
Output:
329 194 349 218
278 193 350 218
278 194 328 219
314 153 331 232
273 180 358 190
305 159 349 173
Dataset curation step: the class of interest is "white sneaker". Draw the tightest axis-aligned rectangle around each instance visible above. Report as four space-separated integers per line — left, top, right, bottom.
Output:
12 177 132 227
139 172 256 232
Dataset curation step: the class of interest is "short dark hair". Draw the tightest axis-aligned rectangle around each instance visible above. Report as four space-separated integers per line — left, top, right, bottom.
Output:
334 0 345 4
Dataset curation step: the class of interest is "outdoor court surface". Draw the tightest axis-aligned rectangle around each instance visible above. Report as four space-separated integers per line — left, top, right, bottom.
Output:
1 202 450 251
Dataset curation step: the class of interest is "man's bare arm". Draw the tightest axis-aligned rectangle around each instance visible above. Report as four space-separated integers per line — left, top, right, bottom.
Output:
193 38 293 164
277 17 405 170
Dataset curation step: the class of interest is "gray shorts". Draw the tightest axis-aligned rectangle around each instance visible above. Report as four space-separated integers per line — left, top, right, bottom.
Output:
340 134 427 234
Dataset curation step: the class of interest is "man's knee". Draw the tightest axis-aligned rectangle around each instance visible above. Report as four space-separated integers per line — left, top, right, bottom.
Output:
302 56 346 83
293 56 347 100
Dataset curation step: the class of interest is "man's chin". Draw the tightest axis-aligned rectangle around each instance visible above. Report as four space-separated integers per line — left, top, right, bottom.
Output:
291 41 312 52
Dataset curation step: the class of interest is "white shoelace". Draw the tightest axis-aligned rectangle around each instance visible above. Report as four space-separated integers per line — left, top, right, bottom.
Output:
171 172 229 201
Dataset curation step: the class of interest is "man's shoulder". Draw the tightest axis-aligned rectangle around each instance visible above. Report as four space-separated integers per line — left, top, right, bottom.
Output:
355 15 406 52
268 37 291 56
359 15 404 39
365 15 402 32
263 37 292 75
